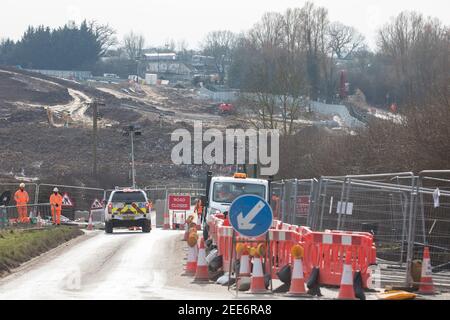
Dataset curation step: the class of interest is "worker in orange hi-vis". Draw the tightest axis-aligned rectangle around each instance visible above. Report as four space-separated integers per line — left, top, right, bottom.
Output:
194 198 204 225
14 183 30 223
49 187 63 225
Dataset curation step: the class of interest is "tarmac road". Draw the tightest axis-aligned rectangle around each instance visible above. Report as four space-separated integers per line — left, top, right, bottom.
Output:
0 228 239 300
1 227 445 300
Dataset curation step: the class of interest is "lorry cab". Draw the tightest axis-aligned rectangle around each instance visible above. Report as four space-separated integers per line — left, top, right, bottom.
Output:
206 173 269 219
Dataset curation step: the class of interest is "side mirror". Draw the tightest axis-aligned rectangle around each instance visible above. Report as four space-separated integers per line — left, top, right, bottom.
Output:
102 199 107 205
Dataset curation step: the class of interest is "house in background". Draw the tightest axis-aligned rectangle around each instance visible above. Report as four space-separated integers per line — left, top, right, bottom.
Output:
142 52 218 84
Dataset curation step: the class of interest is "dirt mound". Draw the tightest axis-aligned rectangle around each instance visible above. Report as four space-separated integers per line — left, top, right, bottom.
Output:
0 71 71 106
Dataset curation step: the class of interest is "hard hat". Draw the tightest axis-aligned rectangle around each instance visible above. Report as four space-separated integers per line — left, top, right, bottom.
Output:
19 183 25 188
53 187 59 192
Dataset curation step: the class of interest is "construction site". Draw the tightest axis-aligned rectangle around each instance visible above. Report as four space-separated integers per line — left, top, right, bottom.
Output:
0 0 449 308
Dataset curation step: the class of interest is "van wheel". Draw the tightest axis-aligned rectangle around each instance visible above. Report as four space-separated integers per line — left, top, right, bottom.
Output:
105 221 113 234
142 220 151 233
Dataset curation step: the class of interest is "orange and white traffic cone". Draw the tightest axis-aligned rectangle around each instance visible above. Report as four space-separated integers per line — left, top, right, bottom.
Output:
288 258 306 296
338 250 356 300
185 242 198 275
87 212 93 231
250 256 269 294
239 250 251 277
418 247 435 295
163 212 170 230
194 238 209 282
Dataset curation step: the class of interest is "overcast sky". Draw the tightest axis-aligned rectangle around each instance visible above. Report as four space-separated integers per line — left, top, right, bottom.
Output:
1 0 449 49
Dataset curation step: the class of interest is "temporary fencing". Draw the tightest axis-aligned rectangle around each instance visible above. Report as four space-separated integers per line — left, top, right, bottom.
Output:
309 172 450 290
37 184 105 221
270 179 317 226
0 203 52 229
411 171 450 289
0 182 39 204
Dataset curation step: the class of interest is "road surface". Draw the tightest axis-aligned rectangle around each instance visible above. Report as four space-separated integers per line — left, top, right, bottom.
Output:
1 227 446 300
0 228 237 300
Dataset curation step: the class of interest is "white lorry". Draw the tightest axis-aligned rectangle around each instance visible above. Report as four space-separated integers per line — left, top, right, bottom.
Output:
204 172 269 222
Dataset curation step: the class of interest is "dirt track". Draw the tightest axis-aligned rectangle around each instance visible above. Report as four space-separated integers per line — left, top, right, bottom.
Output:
0 66 237 186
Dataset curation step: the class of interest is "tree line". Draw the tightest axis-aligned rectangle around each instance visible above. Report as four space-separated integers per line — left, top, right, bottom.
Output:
1 3 447 114
0 20 116 70
218 2 449 131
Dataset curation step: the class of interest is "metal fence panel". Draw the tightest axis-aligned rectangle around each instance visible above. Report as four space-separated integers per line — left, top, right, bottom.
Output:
0 183 39 205
412 173 450 289
0 203 52 229
37 184 105 220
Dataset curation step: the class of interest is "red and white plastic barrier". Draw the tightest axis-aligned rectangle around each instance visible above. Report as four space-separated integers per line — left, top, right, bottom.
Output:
207 215 377 288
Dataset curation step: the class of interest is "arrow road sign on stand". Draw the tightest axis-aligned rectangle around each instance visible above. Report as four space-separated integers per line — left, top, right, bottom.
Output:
229 195 273 238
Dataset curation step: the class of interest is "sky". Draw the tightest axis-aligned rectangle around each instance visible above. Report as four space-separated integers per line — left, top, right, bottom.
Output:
1 0 449 50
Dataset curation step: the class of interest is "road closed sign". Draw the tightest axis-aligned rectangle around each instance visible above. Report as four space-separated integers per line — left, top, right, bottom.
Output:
168 195 191 211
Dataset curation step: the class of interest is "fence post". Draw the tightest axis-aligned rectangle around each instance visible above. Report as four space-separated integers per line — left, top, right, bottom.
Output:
293 179 298 226
281 180 286 223
318 178 328 231
337 177 347 230
405 176 418 287
307 179 317 228
34 184 40 205
340 178 352 230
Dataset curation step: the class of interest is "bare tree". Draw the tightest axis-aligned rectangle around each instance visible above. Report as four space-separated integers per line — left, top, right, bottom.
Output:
123 31 146 60
378 11 449 106
237 11 309 136
201 30 237 83
88 21 117 57
328 22 365 59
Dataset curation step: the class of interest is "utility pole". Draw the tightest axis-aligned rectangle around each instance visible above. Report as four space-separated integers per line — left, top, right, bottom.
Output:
91 100 105 178
130 129 135 187
92 101 98 177
136 58 140 83
123 125 142 188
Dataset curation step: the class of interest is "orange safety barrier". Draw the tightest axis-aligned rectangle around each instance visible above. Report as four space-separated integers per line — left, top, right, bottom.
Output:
206 214 377 288
302 230 376 288
217 225 234 272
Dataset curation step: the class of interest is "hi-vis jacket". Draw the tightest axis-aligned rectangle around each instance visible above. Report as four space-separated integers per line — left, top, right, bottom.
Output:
14 190 29 205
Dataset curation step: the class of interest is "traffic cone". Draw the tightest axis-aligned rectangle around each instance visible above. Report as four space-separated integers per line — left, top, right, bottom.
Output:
87 212 93 231
288 258 306 296
418 247 435 295
194 238 209 282
185 242 198 275
250 256 269 293
239 250 251 277
338 250 356 300
163 212 170 230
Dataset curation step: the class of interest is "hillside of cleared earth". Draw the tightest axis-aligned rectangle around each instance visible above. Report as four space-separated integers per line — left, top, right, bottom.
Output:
0 67 238 188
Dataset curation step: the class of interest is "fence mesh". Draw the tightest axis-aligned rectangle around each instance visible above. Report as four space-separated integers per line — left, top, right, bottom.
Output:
412 173 450 289
37 184 105 220
0 204 52 229
0 183 39 205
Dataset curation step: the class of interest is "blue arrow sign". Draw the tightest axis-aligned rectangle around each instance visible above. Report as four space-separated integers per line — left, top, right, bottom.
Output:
229 195 273 238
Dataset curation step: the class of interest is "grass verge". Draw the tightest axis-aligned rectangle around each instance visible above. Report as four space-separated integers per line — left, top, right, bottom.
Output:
0 226 83 276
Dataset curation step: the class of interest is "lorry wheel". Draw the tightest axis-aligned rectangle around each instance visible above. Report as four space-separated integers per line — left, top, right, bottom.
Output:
105 221 113 234
142 220 151 233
